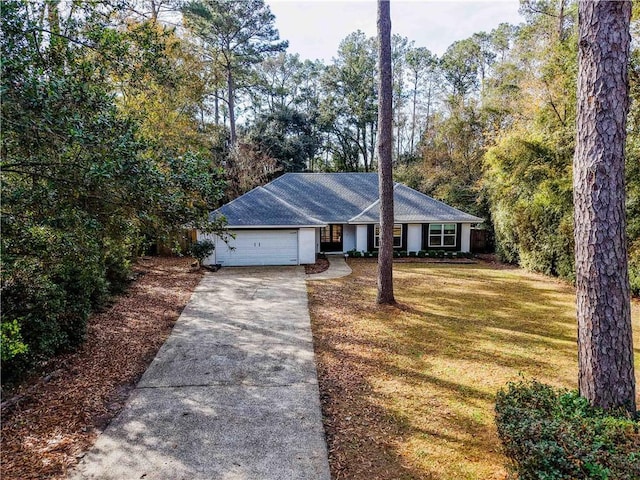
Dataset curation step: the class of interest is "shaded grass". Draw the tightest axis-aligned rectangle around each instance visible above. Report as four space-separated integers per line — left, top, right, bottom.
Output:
308 260 640 480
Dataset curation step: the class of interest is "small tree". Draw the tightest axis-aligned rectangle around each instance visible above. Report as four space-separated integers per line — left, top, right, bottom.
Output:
189 239 215 268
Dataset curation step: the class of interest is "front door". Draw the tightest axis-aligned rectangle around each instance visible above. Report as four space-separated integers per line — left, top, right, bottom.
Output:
320 224 343 252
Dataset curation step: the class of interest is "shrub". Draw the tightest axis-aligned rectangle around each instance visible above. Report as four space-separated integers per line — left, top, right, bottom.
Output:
1 253 103 384
495 380 640 480
417 250 426 258
0 220 134 386
399 250 408 257
104 237 135 294
630 266 640 297
629 245 639 297
427 250 437 258
189 239 215 266
408 251 417 257
353 250 363 258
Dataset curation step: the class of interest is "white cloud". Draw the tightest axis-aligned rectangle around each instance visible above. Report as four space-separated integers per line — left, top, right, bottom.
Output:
268 0 524 61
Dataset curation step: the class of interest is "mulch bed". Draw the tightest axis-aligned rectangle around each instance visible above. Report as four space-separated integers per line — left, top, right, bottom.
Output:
305 257 330 274
1 257 203 480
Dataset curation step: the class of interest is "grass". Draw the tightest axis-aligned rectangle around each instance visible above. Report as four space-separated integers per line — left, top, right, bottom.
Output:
307 260 640 480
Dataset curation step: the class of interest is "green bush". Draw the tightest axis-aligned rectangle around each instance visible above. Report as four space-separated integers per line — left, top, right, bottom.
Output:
189 239 215 265
630 266 640 297
408 251 417 257
0 222 134 386
495 380 640 480
629 246 640 297
427 250 436 258
417 250 426 258
104 237 135 294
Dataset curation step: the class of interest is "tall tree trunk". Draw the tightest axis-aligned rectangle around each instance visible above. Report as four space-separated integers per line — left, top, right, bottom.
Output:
214 89 219 125
396 122 401 160
226 67 237 146
376 0 395 305
362 125 369 172
558 0 566 42
370 120 376 170
410 73 417 153
574 0 635 413
356 126 361 169
425 81 432 136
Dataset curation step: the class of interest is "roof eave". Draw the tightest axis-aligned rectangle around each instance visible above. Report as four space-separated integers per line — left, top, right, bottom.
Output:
224 224 327 229
347 218 484 224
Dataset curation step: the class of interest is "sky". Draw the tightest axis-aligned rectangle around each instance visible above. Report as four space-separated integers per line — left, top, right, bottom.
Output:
266 0 524 62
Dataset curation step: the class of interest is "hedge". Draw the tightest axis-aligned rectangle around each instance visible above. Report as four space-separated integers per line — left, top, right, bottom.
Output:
495 380 640 480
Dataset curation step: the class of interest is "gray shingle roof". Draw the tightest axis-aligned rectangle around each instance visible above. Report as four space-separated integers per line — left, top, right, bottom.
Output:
214 173 483 227
350 184 484 223
210 186 325 227
265 172 381 222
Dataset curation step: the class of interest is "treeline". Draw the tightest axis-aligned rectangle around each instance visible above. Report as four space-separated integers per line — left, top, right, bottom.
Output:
0 0 229 382
2 0 639 384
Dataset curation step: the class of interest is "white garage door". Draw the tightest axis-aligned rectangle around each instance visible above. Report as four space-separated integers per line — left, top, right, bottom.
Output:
216 230 299 266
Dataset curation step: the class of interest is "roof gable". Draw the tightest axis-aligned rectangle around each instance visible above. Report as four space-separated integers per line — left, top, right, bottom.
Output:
350 184 484 223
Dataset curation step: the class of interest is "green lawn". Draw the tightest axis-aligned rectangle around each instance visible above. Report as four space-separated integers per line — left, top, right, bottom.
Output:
308 260 640 480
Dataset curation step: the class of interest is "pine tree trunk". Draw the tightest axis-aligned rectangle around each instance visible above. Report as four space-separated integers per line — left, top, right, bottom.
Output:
363 125 369 172
227 68 237 146
376 0 395 305
574 0 635 413
410 74 417 153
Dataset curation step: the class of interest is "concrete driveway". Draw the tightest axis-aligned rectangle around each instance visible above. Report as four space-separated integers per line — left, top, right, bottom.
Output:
72 266 330 480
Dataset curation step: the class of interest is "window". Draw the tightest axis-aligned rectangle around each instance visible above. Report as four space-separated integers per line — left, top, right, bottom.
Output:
374 224 402 248
321 225 342 243
428 223 456 247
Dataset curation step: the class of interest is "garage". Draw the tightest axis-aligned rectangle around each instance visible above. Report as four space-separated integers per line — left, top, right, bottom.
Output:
215 229 299 266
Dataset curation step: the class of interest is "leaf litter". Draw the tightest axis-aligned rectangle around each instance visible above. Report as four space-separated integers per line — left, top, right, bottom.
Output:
1 257 203 480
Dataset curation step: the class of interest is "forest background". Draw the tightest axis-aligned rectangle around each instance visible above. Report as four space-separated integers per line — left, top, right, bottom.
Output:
2 0 639 383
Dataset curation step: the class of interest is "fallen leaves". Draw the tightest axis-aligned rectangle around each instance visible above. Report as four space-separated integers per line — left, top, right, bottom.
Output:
1 257 203 480
305 257 330 275
307 259 633 479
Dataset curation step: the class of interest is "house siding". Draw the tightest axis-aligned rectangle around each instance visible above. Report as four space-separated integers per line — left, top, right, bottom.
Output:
343 224 357 252
461 224 471 252
298 228 316 264
407 224 422 252
356 225 368 252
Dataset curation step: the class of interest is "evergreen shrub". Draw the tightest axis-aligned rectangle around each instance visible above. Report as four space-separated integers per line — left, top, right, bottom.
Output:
495 380 640 480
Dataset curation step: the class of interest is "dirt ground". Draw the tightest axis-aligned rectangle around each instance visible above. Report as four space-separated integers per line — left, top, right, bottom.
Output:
1 257 203 480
